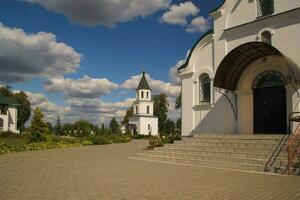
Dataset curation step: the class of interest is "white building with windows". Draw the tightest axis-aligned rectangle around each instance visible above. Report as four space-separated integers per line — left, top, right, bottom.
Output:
129 72 158 136
0 95 20 133
178 0 300 136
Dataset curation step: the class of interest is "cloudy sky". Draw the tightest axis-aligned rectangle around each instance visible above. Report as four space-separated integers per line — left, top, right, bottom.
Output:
0 0 223 125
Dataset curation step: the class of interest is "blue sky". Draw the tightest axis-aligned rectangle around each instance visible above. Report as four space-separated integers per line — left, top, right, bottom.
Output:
0 0 223 124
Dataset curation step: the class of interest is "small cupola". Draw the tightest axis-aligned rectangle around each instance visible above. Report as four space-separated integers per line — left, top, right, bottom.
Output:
136 71 151 100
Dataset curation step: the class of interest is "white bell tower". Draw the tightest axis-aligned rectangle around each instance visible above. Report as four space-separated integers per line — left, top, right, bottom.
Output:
129 72 158 136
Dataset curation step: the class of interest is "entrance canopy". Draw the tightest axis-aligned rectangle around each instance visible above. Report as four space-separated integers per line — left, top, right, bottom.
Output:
214 42 299 91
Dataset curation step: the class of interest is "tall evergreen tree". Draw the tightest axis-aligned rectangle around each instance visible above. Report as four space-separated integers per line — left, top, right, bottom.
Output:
175 93 181 110
109 117 120 134
121 106 133 133
153 94 169 132
54 116 62 136
29 107 49 142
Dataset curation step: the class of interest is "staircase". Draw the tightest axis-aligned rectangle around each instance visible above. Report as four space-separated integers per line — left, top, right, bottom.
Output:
131 134 294 173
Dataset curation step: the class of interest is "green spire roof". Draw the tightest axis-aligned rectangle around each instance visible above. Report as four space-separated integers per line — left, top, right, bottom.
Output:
137 71 151 91
0 95 20 106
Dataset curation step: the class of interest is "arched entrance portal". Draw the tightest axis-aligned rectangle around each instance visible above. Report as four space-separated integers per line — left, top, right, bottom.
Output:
213 42 300 134
252 71 287 134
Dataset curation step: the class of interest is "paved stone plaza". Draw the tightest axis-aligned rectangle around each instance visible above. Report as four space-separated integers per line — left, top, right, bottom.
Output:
0 140 299 200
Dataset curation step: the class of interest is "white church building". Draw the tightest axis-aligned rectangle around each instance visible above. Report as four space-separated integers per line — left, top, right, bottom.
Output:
178 0 300 136
0 95 19 133
129 72 158 136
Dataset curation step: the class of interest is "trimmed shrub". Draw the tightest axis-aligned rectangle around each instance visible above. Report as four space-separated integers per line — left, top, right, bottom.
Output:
149 136 164 148
111 134 131 143
90 136 112 145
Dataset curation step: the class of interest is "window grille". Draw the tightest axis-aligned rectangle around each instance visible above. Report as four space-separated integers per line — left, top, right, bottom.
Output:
257 0 274 17
199 73 211 103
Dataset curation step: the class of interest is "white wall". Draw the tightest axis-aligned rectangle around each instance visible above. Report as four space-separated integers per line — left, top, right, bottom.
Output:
8 107 18 133
0 107 18 133
179 1 300 136
140 117 158 136
0 115 8 131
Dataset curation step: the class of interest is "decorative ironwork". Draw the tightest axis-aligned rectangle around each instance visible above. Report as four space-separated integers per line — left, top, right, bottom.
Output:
252 70 286 89
215 88 237 121
199 73 211 103
286 112 300 175
257 0 274 17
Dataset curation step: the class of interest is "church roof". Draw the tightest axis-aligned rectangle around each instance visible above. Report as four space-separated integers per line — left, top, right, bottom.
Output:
0 95 20 106
177 29 214 71
209 0 226 13
137 72 151 91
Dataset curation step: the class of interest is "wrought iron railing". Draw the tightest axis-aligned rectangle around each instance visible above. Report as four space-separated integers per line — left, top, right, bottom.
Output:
286 112 300 175
257 0 274 17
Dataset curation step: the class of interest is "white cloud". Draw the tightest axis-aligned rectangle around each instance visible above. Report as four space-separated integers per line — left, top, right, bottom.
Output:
0 23 82 84
65 97 134 124
121 73 180 97
168 50 190 85
186 16 211 33
25 91 65 123
168 59 185 85
167 96 180 120
44 76 118 98
161 2 199 25
23 0 170 27
25 91 134 125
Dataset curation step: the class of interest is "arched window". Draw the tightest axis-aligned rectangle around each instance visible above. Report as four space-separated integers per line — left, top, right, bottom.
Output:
261 31 272 44
146 92 149 99
257 0 274 17
136 105 138 114
252 71 286 89
199 73 211 103
0 118 3 128
148 124 151 130
147 105 150 114
141 91 144 99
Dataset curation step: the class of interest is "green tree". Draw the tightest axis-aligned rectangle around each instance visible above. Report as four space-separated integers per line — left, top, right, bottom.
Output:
121 106 133 133
63 123 74 136
175 93 182 135
176 118 181 132
109 117 120 134
153 94 169 132
54 116 62 136
29 107 49 142
46 122 53 133
175 93 181 110
0 85 13 97
163 119 176 136
74 120 92 137
0 86 31 131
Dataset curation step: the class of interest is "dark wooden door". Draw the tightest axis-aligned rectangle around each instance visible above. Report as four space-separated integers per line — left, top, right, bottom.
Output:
253 86 287 134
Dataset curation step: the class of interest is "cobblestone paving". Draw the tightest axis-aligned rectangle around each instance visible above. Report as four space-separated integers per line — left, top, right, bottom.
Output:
0 140 299 200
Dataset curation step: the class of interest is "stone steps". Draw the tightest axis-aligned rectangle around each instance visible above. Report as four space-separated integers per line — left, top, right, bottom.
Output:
145 151 266 165
131 134 290 173
153 147 287 159
181 138 282 144
134 154 265 172
193 134 284 139
168 142 280 149
162 144 280 154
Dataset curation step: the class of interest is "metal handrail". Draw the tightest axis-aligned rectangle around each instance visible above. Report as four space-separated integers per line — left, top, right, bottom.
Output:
286 112 300 175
